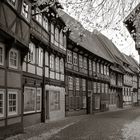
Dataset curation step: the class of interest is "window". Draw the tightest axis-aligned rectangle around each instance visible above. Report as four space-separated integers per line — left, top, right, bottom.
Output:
101 83 104 93
60 58 64 74
93 61 96 72
8 91 18 116
50 54 54 70
37 47 43 67
97 83 100 93
50 91 60 111
43 16 48 31
24 87 36 113
36 9 42 24
0 90 4 117
28 42 35 64
107 66 109 76
55 27 59 46
67 50 72 64
82 79 86 91
101 64 104 74
68 76 73 90
36 88 41 112
93 82 97 93
89 60 92 71
83 57 87 69
24 87 42 113
63 35 67 50
7 0 16 7
22 1 29 19
76 78 80 91
60 30 63 48
73 52 78 66
97 63 100 73
0 43 4 66
51 24 55 44
79 55 83 68
55 57 60 72
105 84 108 93
104 65 107 75
9 48 18 69
45 51 49 66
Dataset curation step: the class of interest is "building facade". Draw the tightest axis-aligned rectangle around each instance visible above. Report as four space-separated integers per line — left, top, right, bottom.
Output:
0 0 31 137
124 3 140 105
0 0 140 138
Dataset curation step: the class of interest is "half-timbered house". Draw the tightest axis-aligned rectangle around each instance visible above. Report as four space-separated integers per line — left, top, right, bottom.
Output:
0 0 31 137
22 1 68 126
124 2 140 105
60 12 113 115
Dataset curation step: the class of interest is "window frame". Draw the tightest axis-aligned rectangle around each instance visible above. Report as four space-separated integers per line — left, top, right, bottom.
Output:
83 57 87 69
73 52 78 66
68 76 73 90
0 43 4 66
89 59 92 71
9 48 18 69
93 61 96 72
67 50 72 64
82 79 86 91
60 58 64 74
63 34 67 50
8 90 18 116
28 42 36 64
51 24 55 44
55 57 60 72
43 16 48 31
55 27 59 46
0 90 4 118
35 9 42 25
75 78 80 91
79 55 83 68
21 0 30 20
50 90 60 111
24 87 42 114
36 88 42 112
37 47 43 67
50 54 55 71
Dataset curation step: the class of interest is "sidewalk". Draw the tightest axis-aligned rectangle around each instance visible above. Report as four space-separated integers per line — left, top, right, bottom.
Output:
5 106 134 140
5 115 89 140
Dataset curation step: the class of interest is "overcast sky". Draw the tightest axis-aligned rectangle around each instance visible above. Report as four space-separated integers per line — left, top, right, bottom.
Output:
59 0 139 62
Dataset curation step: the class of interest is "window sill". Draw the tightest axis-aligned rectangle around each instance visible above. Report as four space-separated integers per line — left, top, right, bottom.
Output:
24 111 41 116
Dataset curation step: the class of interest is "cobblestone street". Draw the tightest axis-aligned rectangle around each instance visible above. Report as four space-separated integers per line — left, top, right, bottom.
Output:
5 107 140 140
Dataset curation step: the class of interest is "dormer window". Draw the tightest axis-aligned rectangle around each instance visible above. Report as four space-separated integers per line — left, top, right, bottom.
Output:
22 0 29 19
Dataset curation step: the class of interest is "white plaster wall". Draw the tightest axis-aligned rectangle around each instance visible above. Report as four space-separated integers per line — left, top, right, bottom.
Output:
45 85 65 121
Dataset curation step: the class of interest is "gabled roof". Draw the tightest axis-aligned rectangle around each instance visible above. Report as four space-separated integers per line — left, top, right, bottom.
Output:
122 53 139 74
96 33 129 65
59 10 113 63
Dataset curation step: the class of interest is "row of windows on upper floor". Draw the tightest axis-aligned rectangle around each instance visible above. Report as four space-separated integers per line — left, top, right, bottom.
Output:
0 42 64 75
0 43 20 69
26 42 65 74
7 0 67 51
124 75 133 85
67 50 109 75
68 76 109 94
7 0 30 20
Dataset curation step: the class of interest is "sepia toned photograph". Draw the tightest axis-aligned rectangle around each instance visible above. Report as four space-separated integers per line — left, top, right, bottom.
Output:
0 0 140 139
